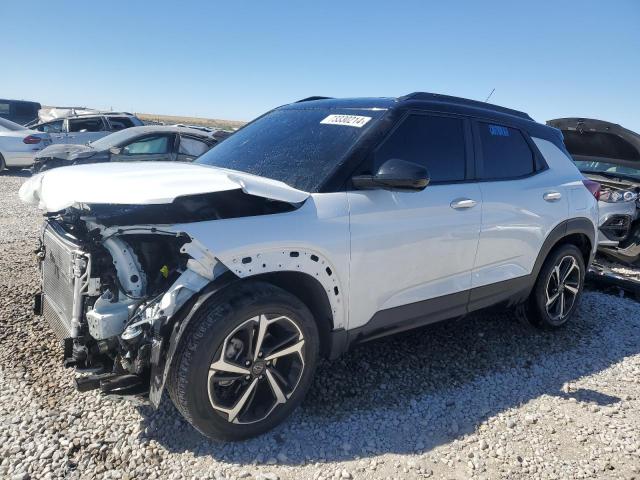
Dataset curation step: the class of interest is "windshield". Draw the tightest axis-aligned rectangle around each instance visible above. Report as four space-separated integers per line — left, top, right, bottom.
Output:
90 128 142 149
195 107 385 192
0 117 27 132
575 160 640 181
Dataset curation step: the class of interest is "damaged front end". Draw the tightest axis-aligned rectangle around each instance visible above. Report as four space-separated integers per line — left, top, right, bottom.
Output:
35 208 220 402
22 161 310 405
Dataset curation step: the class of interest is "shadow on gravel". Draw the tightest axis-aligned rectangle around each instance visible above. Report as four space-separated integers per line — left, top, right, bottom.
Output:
137 291 639 466
553 388 620 406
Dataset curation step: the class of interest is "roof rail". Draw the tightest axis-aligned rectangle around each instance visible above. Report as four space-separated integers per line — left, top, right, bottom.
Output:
399 92 532 120
295 96 333 103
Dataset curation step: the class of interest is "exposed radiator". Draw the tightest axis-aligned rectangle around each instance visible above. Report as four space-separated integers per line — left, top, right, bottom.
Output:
41 223 88 339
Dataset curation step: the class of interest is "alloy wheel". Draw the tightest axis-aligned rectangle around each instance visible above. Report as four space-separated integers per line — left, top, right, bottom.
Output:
544 255 581 322
207 314 305 424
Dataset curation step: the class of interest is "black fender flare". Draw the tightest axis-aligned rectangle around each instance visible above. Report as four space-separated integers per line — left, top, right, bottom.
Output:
531 217 596 280
148 272 239 407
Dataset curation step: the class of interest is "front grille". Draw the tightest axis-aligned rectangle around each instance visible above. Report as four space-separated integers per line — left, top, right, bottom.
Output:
41 223 83 339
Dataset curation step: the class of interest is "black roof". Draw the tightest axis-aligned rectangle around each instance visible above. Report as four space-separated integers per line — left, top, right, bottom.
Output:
285 92 564 149
290 91 532 121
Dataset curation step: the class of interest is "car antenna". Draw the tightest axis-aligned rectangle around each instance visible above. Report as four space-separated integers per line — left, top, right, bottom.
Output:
484 88 496 102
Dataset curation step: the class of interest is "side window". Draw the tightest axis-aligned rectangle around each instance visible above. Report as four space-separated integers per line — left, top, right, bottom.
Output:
36 120 64 133
108 117 135 131
178 136 210 158
122 135 170 155
478 122 534 179
0 102 9 117
374 114 466 182
68 117 105 132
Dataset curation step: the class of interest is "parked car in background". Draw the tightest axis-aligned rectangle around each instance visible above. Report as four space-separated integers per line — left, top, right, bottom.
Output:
21 93 598 440
0 117 51 170
548 118 640 265
31 125 224 173
31 112 144 145
0 99 41 126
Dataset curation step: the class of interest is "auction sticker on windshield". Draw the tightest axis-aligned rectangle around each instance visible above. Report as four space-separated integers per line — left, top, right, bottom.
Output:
320 114 372 128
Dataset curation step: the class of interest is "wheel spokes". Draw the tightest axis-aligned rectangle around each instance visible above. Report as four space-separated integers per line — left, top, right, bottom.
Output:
208 313 305 425
265 339 305 362
210 359 250 376
265 368 287 404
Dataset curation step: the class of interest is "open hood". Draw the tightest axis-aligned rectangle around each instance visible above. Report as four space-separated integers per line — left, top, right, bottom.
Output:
19 161 310 212
547 118 640 169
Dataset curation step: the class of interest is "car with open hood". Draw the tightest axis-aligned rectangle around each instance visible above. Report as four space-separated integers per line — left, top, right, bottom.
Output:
548 118 640 265
31 125 227 173
20 93 598 440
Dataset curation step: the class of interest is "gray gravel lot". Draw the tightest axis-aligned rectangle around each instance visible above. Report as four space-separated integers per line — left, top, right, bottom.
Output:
1 171 639 480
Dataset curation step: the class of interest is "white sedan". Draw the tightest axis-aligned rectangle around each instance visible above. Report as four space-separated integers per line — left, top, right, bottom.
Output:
0 117 52 170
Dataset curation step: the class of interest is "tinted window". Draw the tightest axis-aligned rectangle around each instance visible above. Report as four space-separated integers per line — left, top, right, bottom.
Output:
68 117 105 132
196 108 384 192
374 114 466 182
108 116 135 131
478 123 534 179
178 136 210 157
0 103 9 116
123 135 170 155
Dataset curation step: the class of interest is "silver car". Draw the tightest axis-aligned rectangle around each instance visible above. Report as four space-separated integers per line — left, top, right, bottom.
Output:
31 112 144 145
0 117 51 170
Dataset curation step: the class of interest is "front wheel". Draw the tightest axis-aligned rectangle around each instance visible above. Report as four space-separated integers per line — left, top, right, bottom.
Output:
167 281 319 441
522 243 586 329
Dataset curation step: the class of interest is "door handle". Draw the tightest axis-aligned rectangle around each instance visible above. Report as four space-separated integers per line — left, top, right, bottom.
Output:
543 191 562 202
450 198 477 209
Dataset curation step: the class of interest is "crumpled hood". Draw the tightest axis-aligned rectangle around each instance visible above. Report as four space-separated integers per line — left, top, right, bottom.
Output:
34 143 98 161
19 161 310 212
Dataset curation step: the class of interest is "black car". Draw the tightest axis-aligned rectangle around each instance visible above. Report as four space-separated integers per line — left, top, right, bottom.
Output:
31 125 231 173
0 99 41 126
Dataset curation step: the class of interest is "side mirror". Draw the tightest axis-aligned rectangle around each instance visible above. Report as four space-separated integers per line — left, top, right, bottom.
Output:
109 147 122 155
352 158 430 192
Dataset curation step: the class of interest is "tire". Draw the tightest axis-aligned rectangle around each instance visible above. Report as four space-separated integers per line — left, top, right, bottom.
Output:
167 281 320 441
0 153 5 173
521 243 586 329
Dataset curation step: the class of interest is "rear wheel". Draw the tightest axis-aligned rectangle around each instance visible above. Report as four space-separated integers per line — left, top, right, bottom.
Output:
0 153 5 173
167 281 319 441
522 244 585 329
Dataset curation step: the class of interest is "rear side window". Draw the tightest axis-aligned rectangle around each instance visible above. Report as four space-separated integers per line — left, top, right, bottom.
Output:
0 102 9 116
478 123 534 179
108 117 135 131
68 117 105 132
374 114 466 182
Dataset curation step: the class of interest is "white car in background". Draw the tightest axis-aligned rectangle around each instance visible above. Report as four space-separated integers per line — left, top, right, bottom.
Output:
0 117 51 170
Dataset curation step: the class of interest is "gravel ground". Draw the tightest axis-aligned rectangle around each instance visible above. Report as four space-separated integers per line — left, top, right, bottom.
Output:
1 171 639 480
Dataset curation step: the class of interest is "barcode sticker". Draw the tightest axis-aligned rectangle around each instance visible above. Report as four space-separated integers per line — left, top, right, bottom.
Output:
320 114 372 128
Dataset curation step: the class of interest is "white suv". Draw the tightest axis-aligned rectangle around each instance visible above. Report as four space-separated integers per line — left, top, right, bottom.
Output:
20 93 599 440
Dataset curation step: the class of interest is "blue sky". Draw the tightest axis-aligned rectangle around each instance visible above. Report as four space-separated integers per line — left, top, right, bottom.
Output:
2 1 639 130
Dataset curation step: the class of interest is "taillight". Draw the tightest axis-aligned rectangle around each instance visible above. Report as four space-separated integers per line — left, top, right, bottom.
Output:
23 135 42 144
582 178 601 201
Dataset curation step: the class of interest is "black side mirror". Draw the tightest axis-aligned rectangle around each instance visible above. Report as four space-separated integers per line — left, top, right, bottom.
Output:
352 158 430 192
